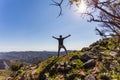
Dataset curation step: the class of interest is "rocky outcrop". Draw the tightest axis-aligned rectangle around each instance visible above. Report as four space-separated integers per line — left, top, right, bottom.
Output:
80 53 94 62
70 55 80 61
83 59 96 69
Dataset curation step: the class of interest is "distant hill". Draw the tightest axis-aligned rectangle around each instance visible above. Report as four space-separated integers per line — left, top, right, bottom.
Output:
0 51 58 64
0 51 73 64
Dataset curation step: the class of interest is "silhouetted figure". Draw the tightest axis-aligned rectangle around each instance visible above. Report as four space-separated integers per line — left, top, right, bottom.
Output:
52 35 71 57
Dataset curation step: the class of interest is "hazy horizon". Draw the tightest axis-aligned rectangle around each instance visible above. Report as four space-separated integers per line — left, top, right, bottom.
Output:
0 49 75 52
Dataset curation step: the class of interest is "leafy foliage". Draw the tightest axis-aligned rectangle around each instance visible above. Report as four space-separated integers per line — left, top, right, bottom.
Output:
10 61 23 71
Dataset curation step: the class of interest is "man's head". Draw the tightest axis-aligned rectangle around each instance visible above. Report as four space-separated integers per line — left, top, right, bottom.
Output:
59 35 62 38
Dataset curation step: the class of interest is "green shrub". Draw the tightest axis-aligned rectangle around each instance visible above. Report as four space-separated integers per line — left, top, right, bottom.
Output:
73 59 83 69
10 61 24 71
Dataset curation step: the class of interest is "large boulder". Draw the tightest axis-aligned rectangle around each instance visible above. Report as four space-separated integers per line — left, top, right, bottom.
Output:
83 59 96 69
80 53 93 62
70 55 80 61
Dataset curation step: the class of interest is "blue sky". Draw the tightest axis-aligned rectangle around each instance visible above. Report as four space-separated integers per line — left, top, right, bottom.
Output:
0 0 100 51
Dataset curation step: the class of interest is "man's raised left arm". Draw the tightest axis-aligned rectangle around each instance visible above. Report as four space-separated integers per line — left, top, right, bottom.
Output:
64 34 71 39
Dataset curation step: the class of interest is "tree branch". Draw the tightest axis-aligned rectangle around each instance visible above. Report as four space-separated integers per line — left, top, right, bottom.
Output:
51 0 64 17
96 5 120 19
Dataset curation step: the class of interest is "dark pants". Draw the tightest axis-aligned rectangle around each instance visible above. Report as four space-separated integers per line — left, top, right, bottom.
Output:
58 45 68 56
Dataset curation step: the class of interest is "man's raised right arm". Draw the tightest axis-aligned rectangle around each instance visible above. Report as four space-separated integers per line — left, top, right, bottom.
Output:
52 36 58 39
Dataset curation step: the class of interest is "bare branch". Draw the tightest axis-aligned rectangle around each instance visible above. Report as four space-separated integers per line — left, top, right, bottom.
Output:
51 0 64 17
96 5 120 19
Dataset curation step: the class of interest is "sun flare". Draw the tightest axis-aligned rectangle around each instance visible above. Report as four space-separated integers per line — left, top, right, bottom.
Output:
76 0 87 13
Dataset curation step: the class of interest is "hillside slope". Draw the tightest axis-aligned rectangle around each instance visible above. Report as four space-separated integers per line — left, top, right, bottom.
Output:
8 37 120 80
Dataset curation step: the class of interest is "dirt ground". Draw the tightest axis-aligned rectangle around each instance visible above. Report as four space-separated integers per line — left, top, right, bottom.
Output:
0 76 6 80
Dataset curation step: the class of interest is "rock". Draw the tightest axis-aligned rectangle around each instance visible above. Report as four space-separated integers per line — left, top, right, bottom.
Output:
57 66 64 72
70 55 80 61
71 62 77 68
60 62 64 66
83 59 96 69
42 74 48 80
31 70 38 79
79 70 86 76
116 51 120 56
99 74 110 80
105 56 113 61
60 62 68 66
80 53 93 62
92 66 101 74
118 59 120 64
54 63 59 70
6 77 13 80
104 62 111 70
66 65 72 70
81 47 90 52
58 62 72 73
109 51 117 57
110 61 117 70
97 52 102 61
85 74 96 80
91 45 100 53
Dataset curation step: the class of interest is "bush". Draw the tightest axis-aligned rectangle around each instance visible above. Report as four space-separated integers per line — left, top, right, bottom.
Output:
10 61 24 71
73 59 83 69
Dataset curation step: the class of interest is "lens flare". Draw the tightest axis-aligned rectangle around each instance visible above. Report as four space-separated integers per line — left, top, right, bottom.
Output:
76 0 87 13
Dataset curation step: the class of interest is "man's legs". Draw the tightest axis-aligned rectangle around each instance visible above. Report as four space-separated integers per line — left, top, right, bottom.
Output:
58 46 61 57
63 46 68 55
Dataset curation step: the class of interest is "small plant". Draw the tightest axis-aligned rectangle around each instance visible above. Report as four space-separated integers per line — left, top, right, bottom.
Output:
72 59 83 69
110 70 120 79
99 75 110 80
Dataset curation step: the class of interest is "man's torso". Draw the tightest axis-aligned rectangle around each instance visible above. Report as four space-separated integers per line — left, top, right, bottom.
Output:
58 38 64 46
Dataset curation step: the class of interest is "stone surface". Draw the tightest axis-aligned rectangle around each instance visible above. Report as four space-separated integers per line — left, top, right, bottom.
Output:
83 59 96 69
85 74 96 80
80 53 93 62
70 55 80 61
104 61 111 70
109 51 117 57
71 62 77 68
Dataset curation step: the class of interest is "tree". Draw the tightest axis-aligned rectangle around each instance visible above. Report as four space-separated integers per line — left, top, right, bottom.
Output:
10 61 23 71
51 0 120 39
87 0 120 39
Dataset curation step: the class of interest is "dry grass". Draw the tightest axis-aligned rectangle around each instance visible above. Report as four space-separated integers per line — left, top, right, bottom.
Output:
0 76 6 80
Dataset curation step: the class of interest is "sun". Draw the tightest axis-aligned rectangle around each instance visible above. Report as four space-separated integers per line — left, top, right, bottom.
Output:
76 0 87 13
